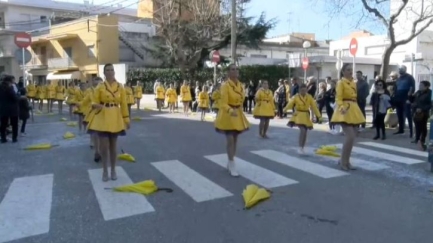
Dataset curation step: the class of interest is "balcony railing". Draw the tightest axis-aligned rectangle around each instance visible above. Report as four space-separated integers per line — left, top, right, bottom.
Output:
47 57 76 69
28 55 48 68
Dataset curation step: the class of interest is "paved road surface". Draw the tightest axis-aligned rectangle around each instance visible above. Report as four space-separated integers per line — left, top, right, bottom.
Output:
0 108 432 243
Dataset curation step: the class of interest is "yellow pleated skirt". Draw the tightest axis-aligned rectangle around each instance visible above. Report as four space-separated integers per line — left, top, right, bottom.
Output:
127 95 135 105
87 106 126 136
287 110 313 129
215 107 250 134
253 102 275 119
331 101 365 125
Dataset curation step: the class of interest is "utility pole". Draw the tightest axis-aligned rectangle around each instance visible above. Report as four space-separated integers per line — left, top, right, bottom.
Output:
230 0 237 63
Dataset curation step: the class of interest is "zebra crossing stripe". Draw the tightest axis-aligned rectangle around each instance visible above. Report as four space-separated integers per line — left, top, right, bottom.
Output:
302 147 389 171
358 142 427 158
251 150 349 178
0 174 53 243
332 144 424 165
88 167 155 221
204 154 299 188
151 160 233 202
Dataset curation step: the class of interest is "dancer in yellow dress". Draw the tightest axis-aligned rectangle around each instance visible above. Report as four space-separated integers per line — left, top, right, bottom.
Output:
331 63 365 171
80 77 102 162
125 81 135 117
46 81 56 113
155 82 165 112
37 82 46 111
26 80 36 108
198 85 210 121
214 64 250 177
165 83 177 113
66 82 77 120
284 83 322 154
73 82 86 133
87 63 130 181
180 81 192 115
55 82 65 114
133 82 143 110
253 80 275 138
211 83 221 113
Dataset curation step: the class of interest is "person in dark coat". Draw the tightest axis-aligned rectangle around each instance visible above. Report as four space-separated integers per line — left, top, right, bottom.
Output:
18 96 31 135
410 80 432 150
0 75 20 143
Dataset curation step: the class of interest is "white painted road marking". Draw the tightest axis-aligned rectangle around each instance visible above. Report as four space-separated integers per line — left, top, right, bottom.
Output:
302 147 390 171
0 174 53 243
152 160 233 202
204 154 299 188
333 144 424 165
88 167 155 221
358 142 427 158
251 150 349 178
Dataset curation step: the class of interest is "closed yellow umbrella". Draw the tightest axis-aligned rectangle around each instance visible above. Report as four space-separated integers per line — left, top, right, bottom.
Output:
107 180 173 195
117 149 136 162
242 184 271 209
315 145 340 157
24 143 59 150
66 121 77 127
63 132 75 139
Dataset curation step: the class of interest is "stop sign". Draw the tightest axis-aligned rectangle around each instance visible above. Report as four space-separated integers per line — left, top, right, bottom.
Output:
349 38 358 56
14 32 32 49
302 57 309 70
211 50 220 63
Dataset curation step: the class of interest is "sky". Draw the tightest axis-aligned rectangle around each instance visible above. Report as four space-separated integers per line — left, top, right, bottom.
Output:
65 0 385 40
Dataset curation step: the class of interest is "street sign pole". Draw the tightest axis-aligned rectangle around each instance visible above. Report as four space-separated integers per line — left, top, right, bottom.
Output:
22 48 25 85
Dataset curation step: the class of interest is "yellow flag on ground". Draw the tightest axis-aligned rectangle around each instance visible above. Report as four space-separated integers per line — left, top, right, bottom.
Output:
63 132 75 139
242 184 271 209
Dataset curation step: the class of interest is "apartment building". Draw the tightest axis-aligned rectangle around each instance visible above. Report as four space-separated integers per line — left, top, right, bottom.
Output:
0 0 157 79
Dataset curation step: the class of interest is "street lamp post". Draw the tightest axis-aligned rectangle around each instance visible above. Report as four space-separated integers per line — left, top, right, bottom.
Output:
302 40 311 82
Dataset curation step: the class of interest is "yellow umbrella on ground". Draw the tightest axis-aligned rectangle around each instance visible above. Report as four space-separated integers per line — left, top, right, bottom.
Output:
117 149 136 162
107 180 173 195
63 132 75 139
132 117 142 121
24 143 58 150
242 184 271 209
315 145 340 157
143 107 153 111
60 118 67 121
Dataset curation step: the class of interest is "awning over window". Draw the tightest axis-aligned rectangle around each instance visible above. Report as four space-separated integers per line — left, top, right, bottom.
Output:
46 71 81 80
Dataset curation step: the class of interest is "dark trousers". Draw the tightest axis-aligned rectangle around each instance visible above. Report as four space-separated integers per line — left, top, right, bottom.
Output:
371 109 376 127
414 114 428 143
277 102 285 118
247 96 255 113
395 101 413 135
358 101 366 128
325 104 334 129
317 101 325 121
373 113 386 137
20 119 27 133
243 98 248 112
0 116 18 141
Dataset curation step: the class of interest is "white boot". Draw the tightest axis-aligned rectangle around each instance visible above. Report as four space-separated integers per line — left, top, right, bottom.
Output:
227 161 239 177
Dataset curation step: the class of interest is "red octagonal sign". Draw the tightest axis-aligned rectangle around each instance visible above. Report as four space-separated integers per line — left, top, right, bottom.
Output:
14 32 32 49
349 38 358 57
302 57 309 70
211 50 221 63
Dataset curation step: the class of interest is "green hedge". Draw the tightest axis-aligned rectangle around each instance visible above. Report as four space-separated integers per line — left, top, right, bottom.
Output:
127 65 293 93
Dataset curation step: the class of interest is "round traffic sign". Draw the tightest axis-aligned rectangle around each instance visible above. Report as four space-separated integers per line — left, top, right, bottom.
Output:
211 50 221 63
349 38 358 56
302 57 309 70
14 32 32 49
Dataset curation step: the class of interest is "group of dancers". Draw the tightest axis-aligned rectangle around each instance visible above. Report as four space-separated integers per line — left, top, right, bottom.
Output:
213 63 364 176
46 62 363 181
